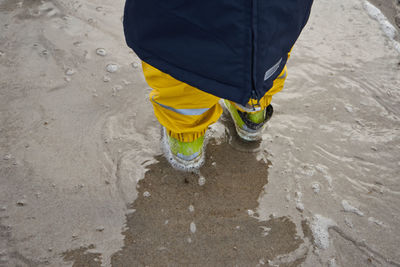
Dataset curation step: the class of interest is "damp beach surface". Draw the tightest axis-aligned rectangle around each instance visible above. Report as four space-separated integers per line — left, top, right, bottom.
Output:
0 0 400 266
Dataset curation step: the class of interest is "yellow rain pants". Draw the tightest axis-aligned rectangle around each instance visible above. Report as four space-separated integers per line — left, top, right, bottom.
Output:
142 61 288 143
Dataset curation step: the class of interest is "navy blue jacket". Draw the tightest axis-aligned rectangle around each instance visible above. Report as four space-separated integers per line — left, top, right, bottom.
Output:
123 0 313 106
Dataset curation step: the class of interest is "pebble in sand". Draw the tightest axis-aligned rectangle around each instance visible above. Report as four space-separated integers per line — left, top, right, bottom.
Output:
96 48 107 56
106 64 118 73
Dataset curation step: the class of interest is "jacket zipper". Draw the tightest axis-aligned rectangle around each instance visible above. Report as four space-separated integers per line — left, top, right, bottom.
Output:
250 0 260 110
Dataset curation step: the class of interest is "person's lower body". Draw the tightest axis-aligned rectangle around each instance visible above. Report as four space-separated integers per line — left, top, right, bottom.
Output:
142 61 287 170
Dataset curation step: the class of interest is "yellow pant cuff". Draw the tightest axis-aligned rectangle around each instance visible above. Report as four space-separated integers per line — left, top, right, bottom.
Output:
167 128 207 143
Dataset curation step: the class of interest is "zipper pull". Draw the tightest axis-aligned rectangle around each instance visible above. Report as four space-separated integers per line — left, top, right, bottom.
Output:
251 90 261 111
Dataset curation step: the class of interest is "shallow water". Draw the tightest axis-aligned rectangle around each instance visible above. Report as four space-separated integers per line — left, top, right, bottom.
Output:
0 0 399 266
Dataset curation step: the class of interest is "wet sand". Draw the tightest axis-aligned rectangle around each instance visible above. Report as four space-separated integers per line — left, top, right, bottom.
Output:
368 0 400 30
1 0 400 266
110 139 303 266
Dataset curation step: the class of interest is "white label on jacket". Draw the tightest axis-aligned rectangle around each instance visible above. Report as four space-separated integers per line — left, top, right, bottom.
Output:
264 58 282 81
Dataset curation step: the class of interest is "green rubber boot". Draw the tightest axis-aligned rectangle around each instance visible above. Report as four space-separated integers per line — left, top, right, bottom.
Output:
163 128 205 170
223 99 273 141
